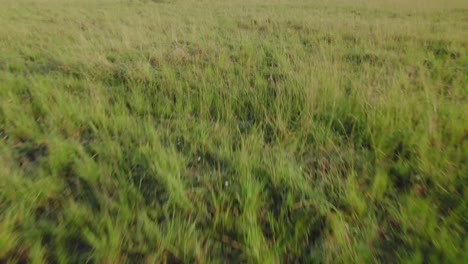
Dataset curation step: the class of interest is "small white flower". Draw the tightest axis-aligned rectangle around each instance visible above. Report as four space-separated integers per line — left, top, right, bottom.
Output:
197 156 201 162
224 181 229 187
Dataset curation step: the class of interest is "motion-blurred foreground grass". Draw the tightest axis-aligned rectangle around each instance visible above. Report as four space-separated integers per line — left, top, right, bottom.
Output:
0 0 467 263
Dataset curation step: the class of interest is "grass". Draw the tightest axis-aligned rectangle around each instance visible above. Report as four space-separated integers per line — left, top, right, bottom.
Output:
0 0 467 263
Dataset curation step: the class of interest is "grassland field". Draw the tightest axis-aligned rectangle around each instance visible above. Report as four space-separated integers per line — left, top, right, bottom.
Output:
0 0 467 263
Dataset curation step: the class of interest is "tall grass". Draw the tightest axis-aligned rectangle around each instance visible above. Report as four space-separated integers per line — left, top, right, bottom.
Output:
0 0 467 262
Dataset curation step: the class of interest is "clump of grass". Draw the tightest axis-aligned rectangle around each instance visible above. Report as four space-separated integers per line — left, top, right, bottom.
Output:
0 0 467 263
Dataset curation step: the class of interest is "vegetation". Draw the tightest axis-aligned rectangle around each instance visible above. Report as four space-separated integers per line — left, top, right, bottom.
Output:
0 0 466 263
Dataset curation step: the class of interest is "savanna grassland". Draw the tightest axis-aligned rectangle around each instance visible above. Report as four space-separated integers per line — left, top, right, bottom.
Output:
0 0 467 263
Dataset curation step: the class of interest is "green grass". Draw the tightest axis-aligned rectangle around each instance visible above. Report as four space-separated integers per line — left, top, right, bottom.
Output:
0 0 467 263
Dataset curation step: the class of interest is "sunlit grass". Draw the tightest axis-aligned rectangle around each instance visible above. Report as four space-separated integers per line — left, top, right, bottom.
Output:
0 0 467 263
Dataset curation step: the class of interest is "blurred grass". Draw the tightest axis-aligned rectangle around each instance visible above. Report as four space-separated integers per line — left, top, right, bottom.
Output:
0 0 467 263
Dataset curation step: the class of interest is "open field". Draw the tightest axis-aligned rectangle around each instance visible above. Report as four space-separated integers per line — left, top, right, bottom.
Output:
0 0 467 263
